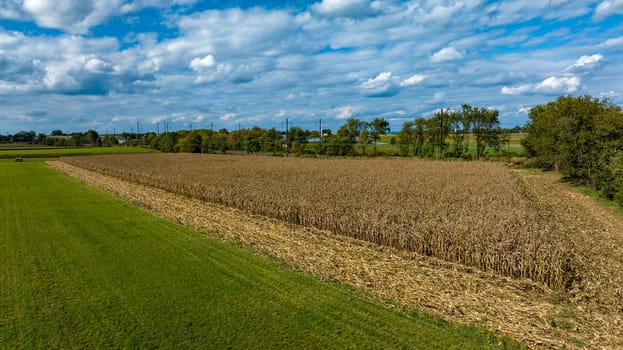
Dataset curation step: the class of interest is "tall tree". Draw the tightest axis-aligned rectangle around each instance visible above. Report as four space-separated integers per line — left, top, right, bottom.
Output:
397 121 413 157
429 109 452 158
523 95 623 183
369 117 390 156
469 106 501 160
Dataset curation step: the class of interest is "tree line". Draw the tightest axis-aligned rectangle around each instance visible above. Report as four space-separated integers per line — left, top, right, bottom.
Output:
396 104 502 160
522 95 623 204
150 119 394 156
150 105 506 159
0 129 121 147
4 103 508 160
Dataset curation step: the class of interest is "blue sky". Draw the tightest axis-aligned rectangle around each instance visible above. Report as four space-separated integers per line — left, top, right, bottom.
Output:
0 0 621 135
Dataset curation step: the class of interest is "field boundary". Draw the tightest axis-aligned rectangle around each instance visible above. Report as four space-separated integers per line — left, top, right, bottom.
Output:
48 160 623 349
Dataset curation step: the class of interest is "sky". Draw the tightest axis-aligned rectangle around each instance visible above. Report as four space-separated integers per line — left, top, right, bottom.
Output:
0 0 622 135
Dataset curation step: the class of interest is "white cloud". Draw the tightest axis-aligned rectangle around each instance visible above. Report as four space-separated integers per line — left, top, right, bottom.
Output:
596 36 623 48
537 76 581 93
594 0 623 19
599 90 621 98
23 0 124 34
430 47 464 63
189 55 216 71
335 106 359 119
501 85 532 95
400 74 426 87
220 113 236 121
501 76 581 95
84 58 112 74
359 72 399 97
565 54 604 73
311 0 380 18
518 107 532 114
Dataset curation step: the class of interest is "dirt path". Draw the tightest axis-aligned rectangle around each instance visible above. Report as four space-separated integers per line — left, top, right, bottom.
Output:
49 161 622 349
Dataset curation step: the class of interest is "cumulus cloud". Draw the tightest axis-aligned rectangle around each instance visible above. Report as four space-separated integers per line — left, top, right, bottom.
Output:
400 74 426 87
501 76 581 95
84 58 113 74
594 0 623 19
565 54 604 73
311 0 380 18
23 0 124 34
359 72 399 97
430 47 464 63
537 76 581 93
189 55 216 71
334 106 359 119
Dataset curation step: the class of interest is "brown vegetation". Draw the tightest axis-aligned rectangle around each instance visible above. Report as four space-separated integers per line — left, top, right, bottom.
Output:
62 153 573 289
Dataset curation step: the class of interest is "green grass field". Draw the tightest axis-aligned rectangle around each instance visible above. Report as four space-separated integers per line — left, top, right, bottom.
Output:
0 160 523 349
0 146 156 158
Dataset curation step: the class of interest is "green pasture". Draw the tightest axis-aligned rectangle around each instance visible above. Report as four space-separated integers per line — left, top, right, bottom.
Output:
0 145 156 158
0 159 523 349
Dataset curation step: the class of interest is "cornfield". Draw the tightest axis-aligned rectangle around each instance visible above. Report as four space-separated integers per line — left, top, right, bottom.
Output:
62 153 575 288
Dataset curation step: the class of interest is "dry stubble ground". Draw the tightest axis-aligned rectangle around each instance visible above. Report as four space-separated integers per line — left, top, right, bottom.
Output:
49 161 622 349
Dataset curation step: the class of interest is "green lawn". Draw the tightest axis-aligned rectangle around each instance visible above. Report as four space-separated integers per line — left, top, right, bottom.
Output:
0 146 156 158
0 160 523 349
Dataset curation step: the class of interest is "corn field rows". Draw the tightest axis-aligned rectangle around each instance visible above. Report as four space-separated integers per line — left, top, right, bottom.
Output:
62 153 575 288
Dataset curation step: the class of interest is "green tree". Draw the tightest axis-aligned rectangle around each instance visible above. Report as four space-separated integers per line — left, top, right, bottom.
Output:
428 109 452 158
523 95 623 180
468 106 501 160
397 121 414 157
151 132 178 152
86 130 99 145
12 130 36 143
335 118 364 156
176 130 202 153
369 118 390 156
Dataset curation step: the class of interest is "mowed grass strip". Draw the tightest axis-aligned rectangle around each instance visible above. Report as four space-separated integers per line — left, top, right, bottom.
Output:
0 146 156 158
0 160 521 349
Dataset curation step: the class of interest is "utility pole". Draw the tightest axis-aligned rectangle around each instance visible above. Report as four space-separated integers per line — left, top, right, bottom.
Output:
238 123 241 151
285 117 289 157
156 122 159 135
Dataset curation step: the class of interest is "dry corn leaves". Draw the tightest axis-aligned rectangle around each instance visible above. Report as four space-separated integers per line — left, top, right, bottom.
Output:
50 156 623 348
61 154 570 288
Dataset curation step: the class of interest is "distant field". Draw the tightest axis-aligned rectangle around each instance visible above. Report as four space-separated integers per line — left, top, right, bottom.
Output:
0 160 517 349
376 133 525 156
0 146 156 158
